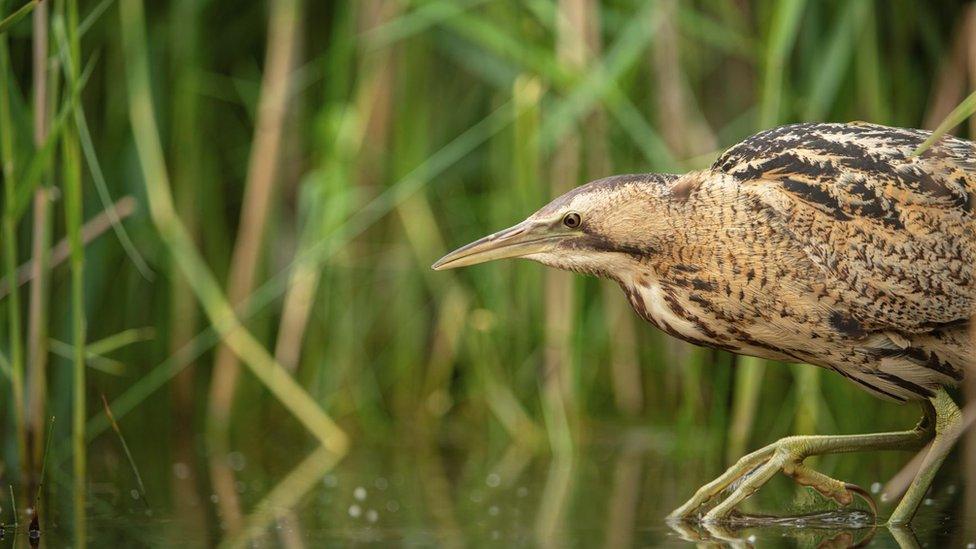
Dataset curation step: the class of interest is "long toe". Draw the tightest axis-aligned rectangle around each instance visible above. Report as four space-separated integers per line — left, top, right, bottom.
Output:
702 451 788 522
668 444 778 520
783 461 878 518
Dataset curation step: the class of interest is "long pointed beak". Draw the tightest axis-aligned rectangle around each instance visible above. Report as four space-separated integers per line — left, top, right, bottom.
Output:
432 220 562 270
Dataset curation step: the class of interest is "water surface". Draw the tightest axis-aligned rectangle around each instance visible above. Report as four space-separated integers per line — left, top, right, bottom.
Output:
12 425 975 547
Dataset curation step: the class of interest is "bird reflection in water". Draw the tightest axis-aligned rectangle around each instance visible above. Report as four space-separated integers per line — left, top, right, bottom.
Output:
666 511 933 548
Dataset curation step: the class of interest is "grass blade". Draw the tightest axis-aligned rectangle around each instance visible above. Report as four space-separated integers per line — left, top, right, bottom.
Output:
0 0 27 481
99 395 148 506
0 0 37 35
59 0 88 543
913 89 976 155
117 0 348 457
0 197 137 299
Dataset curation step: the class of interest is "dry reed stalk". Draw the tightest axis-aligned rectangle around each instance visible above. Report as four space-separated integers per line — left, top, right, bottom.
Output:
274 265 318 372
582 0 644 418
922 10 972 131
25 0 50 480
206 0 302 533
272 13 310 549
355 0 397 192
542 0 587 452
650 0 719 419
207 0 302 435
118 0 347 540
885 6 976 505
274 0 398 373
0 197 136 299
652 0 717 158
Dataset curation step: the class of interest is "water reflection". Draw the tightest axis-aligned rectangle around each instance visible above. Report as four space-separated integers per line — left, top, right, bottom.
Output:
603 437 643 549
22 425 976 547
224 446 341 548
667 517 939 548
668 513 881 548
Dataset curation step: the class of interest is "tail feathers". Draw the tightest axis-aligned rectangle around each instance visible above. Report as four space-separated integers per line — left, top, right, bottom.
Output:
848 328 970 402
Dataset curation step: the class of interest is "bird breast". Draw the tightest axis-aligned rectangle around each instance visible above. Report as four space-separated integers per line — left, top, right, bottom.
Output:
620 275 717 347
617 269 801 363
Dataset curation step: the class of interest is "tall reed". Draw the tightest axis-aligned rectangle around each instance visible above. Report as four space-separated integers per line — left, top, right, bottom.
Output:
116 0 347 458
25 0 50 479
0 2 970 542
57 0 87 541
0 0 25 485
206 0 302 531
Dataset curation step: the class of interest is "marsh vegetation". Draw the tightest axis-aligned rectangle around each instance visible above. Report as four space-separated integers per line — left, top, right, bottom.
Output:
1 0 976 546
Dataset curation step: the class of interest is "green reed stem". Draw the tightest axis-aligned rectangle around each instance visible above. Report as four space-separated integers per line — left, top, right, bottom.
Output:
727 355 766 464
117 0 348 457
0 0 37 35
33 415 54 508
914 89 976 156
0 0 26 480
758 0 806 128
59 0 87 543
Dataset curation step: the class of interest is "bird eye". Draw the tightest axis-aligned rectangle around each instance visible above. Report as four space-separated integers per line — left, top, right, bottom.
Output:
562 212 582 229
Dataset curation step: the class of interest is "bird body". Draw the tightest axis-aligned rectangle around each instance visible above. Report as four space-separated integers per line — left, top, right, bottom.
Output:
433 121 973 523
602 123 976 402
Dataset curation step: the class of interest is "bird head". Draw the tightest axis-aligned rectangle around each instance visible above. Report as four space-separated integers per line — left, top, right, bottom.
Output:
432 173 680 278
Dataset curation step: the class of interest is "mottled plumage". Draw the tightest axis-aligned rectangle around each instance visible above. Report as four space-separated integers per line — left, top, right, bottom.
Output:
708 122 975 400
434 121 974 523
525 122 975 402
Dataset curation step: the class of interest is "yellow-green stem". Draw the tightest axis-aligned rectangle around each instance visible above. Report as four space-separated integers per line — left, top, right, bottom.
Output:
61 0 86 543
117 0 348 458
26 0 50 480
0 0 26 484
727 355 766 464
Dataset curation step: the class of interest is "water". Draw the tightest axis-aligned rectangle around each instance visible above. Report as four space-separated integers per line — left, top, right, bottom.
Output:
8 425 974 547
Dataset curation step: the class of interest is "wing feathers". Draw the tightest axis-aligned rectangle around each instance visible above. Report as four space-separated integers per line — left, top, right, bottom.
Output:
714 122 976 334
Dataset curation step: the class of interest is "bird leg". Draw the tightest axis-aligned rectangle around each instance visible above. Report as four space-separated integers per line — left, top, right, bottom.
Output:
887 388 962 525
668 414 934 523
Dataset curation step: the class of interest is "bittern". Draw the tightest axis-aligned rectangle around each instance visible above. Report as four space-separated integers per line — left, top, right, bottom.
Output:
433 122 973 525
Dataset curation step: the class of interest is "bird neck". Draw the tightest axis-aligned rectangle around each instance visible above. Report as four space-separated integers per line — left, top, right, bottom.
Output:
618 171 743 285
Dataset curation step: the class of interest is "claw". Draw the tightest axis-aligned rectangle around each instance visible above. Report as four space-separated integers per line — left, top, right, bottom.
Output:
843 482 878 520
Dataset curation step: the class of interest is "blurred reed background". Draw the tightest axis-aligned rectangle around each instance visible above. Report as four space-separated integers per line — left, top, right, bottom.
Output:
1 0 976 546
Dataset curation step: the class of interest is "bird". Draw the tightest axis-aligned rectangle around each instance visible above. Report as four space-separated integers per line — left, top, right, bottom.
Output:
432 122 974 525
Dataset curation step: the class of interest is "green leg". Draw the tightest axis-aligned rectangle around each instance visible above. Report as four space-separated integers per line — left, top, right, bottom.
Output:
888 525 921 549
887 388 962 525
668 409 934 522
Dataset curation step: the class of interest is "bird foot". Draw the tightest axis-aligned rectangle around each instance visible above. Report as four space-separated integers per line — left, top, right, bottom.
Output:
782 462 878 517
667 437 877 523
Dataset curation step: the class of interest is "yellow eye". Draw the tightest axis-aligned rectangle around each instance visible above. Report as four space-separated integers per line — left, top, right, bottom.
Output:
562 212 582 228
